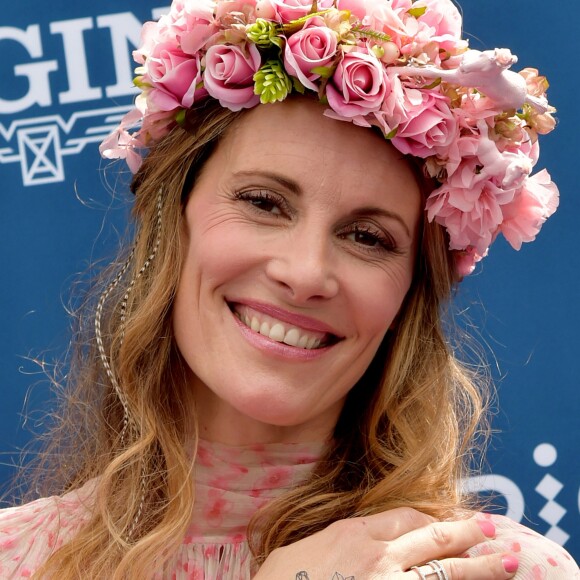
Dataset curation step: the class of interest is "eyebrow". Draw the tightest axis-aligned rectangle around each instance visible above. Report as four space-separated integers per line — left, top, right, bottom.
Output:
351 207 412 238
232 170 302 195
232 170 412 238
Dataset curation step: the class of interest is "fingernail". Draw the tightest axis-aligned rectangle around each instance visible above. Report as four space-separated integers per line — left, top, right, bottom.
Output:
476 519 496 538
502 555 519 573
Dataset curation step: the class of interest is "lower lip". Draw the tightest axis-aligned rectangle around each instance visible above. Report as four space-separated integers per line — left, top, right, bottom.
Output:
231 309 334 361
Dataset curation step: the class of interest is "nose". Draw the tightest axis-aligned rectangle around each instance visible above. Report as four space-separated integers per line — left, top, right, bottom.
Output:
265 226 339 303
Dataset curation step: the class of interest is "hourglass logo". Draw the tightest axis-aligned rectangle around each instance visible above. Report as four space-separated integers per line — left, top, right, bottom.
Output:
533 443 570 546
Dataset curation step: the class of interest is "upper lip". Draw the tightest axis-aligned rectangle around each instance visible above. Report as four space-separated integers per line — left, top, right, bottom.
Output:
228 299 344 338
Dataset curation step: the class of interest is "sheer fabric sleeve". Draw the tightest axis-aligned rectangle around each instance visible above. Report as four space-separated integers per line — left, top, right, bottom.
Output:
0 485 93 578
466 514 579 579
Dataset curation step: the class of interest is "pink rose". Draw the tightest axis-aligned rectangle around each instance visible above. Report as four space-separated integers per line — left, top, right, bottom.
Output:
271 0 334 23
203 43 261 111
133 21 164 65
145 42 203 111
500 169 559 250
283 17 338 91
391 90 459 158
326 50 389 118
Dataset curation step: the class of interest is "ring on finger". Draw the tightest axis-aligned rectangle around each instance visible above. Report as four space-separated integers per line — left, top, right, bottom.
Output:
427 559 449 580
410 560 448 580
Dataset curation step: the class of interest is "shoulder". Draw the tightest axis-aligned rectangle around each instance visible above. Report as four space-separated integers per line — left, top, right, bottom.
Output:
467 514 579 579
0 482 95 578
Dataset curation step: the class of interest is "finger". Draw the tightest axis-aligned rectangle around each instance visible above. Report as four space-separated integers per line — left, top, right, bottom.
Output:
393 517 496 568
349 507 438 541
407 552 519 580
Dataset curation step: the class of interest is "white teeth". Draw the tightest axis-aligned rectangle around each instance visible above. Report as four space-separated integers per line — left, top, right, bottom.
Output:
235 305 331 350
283 328 301 347
269 323 286 342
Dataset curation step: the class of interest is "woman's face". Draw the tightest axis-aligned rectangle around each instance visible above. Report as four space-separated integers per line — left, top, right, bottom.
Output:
173 98 422 444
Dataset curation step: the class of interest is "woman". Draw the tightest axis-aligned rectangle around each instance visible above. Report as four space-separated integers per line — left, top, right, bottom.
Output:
0 0 577 578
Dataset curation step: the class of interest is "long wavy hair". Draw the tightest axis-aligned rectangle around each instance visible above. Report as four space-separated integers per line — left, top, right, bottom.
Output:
25 98 490 578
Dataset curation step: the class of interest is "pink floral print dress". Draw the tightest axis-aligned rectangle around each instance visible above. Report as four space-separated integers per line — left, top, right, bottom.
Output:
0 439 578 579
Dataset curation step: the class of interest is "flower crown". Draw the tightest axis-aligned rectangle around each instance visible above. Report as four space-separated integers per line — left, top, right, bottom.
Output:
100 0 558 275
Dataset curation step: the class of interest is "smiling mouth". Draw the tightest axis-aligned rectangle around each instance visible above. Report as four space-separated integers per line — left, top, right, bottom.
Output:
230 303 341 350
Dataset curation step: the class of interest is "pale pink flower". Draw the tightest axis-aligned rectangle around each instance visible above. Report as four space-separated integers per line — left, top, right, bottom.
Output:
99 108 145 173
372 74 421 135
140 108 180 143
363 0 409 42
144 42 203 110
203 43 261 111
215 0 257 20
170 0 218 55
500 169 559 250
417 0 462 39
426 179 505 255
271 0 334 23
326 49 390 118
391 0 413 8
473 120 532 189
391 89 459 158
454 247 484 277
519 67 549 98
255 0 276 19
283 17 338 91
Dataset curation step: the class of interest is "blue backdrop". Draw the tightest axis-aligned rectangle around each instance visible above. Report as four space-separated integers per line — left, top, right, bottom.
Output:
1 0 579 562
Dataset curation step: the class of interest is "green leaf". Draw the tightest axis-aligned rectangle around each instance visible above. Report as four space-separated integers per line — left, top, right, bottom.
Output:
423 77 442 90
282 9 333 33
311 66 334 79
292 77 306 94
351 26 391 42
175 109 187 125
385 126 398 139
407 6 427 18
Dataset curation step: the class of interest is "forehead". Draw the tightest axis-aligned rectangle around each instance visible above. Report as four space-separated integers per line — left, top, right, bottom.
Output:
199 98 422 223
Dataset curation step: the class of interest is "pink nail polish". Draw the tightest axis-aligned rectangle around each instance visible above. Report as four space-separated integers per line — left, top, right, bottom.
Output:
476 519 496 538
502 555 519 573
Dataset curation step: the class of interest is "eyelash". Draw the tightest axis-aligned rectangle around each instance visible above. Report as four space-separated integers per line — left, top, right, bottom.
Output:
234 189 290 217
234 189 400 255
338 223 400 255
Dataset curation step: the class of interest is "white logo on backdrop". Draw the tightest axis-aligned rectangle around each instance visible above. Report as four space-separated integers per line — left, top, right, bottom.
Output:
463 442 574 547
0 7 168 186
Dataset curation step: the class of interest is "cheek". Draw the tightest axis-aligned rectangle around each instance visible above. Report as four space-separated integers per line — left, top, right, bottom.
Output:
181 225 258 289
347 264 413 342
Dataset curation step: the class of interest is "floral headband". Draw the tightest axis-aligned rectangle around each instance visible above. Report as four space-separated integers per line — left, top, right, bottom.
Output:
100 0 558 275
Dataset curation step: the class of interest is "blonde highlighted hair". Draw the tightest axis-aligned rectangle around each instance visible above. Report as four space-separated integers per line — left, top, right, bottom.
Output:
23 99 489 578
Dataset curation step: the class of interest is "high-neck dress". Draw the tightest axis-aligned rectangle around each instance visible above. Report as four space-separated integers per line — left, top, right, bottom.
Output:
0 440 578 579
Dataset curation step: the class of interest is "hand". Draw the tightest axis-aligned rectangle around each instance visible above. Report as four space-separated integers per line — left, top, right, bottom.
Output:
254 508 519 579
